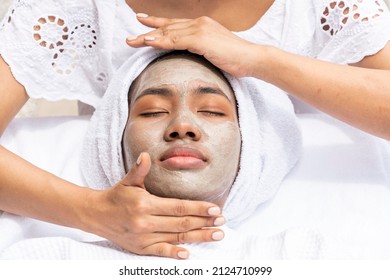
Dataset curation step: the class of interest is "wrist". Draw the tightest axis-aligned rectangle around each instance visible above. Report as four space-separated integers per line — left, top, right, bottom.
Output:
77 187 105 235
47 177 104 236
248 44 278 81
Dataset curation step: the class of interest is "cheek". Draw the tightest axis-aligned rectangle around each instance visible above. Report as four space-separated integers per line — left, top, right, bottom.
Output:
123 121 163 164
204 122 241 164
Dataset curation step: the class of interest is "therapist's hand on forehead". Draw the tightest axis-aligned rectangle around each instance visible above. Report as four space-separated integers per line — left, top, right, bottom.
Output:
87 152 224 260
126 13 390 140
126 15 255 78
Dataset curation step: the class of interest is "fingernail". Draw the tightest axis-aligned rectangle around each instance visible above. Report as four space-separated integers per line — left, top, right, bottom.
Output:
178 251 189 259
144 36 156 41
136 154 142 166
126 36 138 41
214 217 225 226
208 207 221 216
136 13 149 18
212 231 224 241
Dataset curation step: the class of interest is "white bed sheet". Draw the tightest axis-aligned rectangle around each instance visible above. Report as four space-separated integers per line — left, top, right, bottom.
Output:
0 114 390 259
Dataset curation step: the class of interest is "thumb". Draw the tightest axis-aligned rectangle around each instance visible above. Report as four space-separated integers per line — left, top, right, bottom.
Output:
121 152 151 189
136 14 189 28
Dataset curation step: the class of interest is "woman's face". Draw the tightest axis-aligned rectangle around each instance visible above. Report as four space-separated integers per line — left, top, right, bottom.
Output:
122 55 241 206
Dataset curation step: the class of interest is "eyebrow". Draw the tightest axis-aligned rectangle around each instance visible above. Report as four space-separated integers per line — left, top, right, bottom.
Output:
134 87 173 103
193 86 232 102
133 85 232 103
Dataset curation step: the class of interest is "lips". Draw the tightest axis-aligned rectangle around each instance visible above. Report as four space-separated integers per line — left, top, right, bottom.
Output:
159 146 208 170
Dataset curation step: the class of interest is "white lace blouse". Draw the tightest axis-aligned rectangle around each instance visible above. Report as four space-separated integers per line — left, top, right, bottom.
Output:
0 0 389 109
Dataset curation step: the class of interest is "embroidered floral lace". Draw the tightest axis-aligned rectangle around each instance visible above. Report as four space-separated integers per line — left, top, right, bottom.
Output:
0 0 389 107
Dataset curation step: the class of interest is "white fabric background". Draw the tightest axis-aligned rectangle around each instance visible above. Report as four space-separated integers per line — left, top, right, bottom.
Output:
1 114 390 259
1 0 390 117
0 0 78 117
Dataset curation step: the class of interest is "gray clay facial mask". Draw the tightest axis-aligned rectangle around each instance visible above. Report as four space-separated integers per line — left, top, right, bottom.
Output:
122 55 241 206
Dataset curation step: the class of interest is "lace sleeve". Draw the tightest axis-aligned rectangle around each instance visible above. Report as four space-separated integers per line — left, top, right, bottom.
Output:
314 0 390 64
0 0 115 107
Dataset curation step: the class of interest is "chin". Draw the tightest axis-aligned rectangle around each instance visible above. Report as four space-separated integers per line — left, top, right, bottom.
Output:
146 184 207 201
145 167 231 205
146 181 229 207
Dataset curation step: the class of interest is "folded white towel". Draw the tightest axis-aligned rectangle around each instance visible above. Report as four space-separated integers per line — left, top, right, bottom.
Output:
0 227 324 260
81 48 302 226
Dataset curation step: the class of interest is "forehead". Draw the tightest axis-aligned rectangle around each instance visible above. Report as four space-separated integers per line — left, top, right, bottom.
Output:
131 55 235 99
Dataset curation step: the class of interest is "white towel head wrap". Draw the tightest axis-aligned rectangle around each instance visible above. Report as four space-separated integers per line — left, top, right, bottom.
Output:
81 48 302 226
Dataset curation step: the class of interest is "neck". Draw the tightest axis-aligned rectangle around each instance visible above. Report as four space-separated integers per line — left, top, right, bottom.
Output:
125 0 275 32
126 0 221 18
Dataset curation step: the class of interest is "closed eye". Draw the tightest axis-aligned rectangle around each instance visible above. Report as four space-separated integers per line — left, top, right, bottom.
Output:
198 110 226 117
139 111 169 118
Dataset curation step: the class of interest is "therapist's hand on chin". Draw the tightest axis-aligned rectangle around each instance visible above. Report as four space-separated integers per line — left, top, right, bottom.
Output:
126 15 260 78
84 152 225 260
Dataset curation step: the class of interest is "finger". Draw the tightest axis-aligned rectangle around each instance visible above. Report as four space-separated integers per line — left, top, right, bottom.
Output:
147 215 225 233
136 13 190 28
141 243 190 260
141 229 225 259
121 152 151 188
160 228 225 244
126 21 196 50
150 195 222 217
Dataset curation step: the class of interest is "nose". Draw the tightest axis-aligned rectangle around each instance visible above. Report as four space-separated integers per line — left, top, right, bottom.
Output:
164 117 201 142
